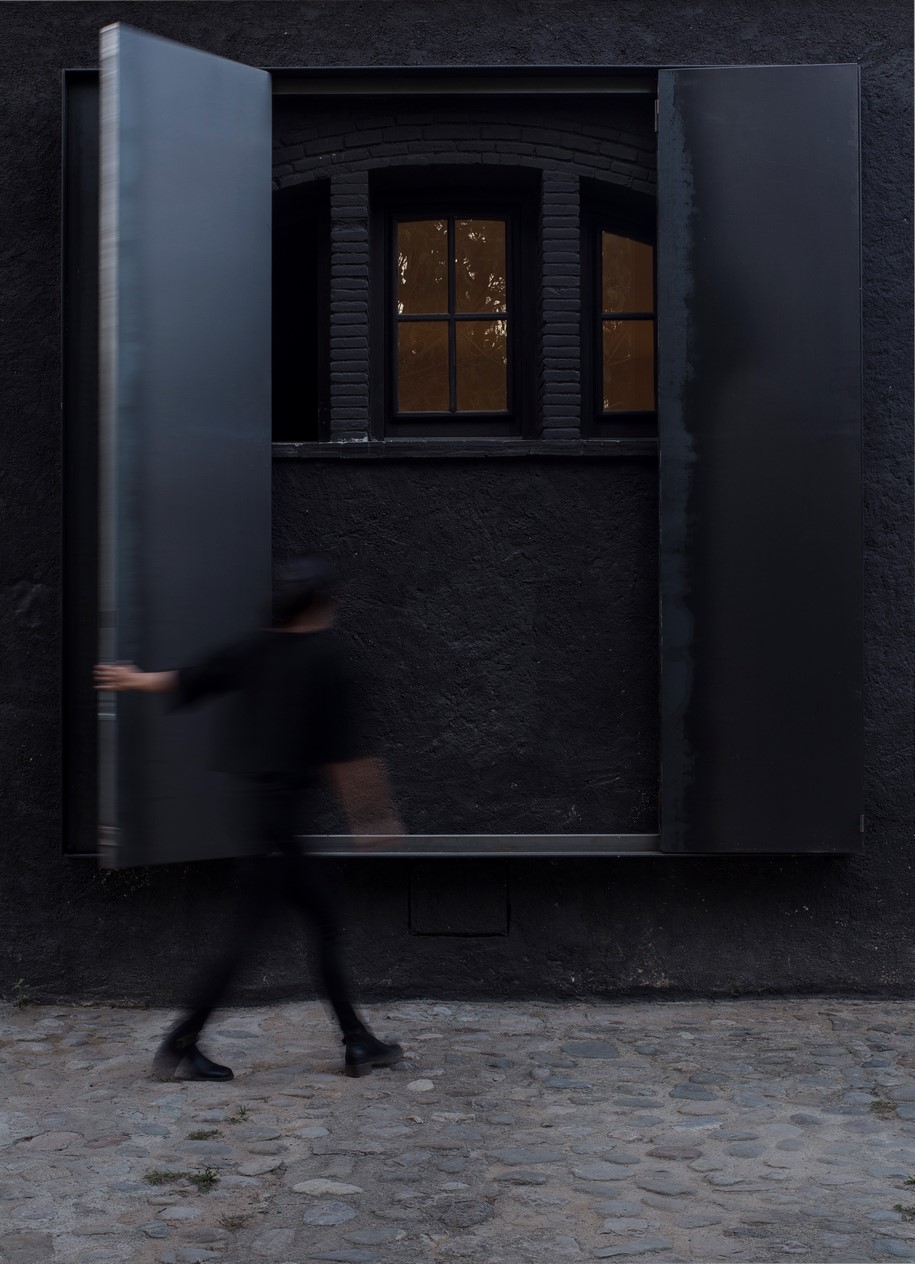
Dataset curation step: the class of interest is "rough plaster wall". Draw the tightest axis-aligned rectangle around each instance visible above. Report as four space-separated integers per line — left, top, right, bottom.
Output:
0 1 911 1004
273 459 660 836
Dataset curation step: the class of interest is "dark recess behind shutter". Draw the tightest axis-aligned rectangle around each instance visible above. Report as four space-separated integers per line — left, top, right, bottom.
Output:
62 73 101 856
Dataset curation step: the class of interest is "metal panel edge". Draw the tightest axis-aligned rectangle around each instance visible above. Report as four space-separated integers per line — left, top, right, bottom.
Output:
97 25 120 868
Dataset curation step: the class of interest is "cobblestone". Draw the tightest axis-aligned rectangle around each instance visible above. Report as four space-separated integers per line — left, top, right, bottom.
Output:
1 999 915 1261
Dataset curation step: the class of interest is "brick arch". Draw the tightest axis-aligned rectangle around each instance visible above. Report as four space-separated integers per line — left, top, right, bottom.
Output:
280 154 650 202
273 104 655 195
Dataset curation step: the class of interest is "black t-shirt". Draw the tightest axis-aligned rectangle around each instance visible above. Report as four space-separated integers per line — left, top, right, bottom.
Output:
175 629 367 779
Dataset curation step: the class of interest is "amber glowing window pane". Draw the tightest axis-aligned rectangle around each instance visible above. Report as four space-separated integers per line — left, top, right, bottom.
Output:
455 219 507 314
603 319 655 411
398 321 449 413
397 220 448 314
455 320 507 412
602 232 654 314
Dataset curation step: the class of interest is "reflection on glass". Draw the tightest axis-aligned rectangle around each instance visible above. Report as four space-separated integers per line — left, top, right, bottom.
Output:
397 220 448 314
603 320 655 411
456 220 507 314
456 320 508 411
398 321 449 412
602 232 654 314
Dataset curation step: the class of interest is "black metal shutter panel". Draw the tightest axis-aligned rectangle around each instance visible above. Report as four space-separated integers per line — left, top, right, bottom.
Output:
99 25 272 866
658 65 863 853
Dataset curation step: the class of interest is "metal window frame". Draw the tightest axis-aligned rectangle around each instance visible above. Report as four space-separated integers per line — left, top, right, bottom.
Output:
62 57 863 863
270 68 658 97
301 834 660 857
62 62 661 863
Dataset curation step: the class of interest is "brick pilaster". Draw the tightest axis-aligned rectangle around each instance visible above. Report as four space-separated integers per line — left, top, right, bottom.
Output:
329 171 370 440
540 173 581 438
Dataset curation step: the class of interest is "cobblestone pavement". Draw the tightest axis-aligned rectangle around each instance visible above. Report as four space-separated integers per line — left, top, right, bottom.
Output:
2 999 915 1264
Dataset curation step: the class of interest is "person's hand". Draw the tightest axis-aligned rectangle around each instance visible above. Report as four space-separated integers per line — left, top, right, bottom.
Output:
352 816 406 851
325 758 404 850
93 663 177 693
94 662 145 691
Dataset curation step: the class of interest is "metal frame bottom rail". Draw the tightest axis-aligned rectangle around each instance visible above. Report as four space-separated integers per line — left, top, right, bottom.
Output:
298 834 660 857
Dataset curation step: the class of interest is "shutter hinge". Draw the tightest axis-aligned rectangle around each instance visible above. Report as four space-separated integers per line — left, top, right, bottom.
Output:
654 99 659 133
859 814 865 834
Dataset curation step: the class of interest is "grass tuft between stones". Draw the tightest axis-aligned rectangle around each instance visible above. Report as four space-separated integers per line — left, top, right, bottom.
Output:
143 1166 220 1192
11 978 32 1008
186 1129 222 1140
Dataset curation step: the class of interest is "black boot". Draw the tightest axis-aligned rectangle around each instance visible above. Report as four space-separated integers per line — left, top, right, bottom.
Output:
343 1031 404 1078
153 1026 234 1082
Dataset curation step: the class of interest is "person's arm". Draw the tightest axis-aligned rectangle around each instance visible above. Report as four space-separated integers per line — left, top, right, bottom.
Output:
95 639 250 705
94 663 177 693
325 757 404 849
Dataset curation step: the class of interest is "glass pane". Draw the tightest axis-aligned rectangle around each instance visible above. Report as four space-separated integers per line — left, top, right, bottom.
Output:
398 321 450 413
456 320 508 411
603 319 655 411
397 220 448 315
455 219 507 314
602 232 654 314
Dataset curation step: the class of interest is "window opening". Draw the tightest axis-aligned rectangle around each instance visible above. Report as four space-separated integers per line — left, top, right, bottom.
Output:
272 182 330 441
600 230 655 414
581 182 657 439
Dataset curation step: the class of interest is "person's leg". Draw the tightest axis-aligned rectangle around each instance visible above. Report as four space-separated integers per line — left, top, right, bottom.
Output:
280 843 403 1076
154 786 281 1080
280 847 363 1037
178 860 276 1028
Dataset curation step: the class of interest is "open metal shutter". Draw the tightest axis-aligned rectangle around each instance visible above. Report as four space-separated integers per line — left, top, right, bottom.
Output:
658 65 863 854
98 24 272 866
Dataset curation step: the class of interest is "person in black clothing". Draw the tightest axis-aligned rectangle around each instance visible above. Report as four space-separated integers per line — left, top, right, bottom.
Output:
94 558 404 1080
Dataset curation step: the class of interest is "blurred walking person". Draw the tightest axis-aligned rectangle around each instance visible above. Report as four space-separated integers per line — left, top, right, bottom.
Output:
95 558 405 1080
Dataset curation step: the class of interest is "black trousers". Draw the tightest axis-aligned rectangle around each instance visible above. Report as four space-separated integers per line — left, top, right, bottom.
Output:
177 778 364 1041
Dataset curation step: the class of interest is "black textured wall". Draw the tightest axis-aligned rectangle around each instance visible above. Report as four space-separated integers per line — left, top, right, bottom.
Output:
0 2 912 1005
274 458 659 836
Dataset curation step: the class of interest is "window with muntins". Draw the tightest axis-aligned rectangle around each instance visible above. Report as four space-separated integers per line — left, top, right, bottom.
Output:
372 169 539 439
387 212 518 436
395 216 509 417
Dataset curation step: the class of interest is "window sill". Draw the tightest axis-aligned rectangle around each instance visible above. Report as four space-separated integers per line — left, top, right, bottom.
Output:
272 437 658 460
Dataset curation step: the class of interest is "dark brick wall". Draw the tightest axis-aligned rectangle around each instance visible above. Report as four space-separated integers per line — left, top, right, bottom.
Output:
0 1 911 1005
273 96 656 437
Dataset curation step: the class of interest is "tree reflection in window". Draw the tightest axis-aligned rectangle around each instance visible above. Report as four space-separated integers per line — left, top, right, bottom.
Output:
396 217 509 414
601 231 655 413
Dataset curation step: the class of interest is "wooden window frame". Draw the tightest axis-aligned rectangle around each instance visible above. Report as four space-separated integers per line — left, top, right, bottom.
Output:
371 177 538 440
